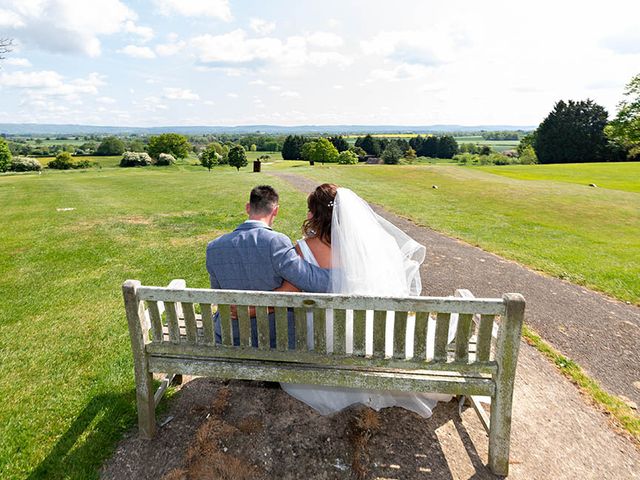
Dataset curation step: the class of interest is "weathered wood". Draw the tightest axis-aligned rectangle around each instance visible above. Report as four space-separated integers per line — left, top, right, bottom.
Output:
148 356 495 397
137 287 506 315
236 305 251 347
182 302 197 344
325 308 334 353
146 301 164 344
255 306 270 350
488 293 525 477
469 395 491 434
393 311 407 359
312 308 326 353
200 303 214 346
455 314 473 362
122 280 156 438
434 312 450 362
352 310 366 356
476 314 494 362
164 302 180 344
345 310 354 355
372 310 386 357
153 374 176 408
333 309 346 355
275 307 288 351
413 311 429 360
217 304 232 346
294 307 306 351
146 342 498 374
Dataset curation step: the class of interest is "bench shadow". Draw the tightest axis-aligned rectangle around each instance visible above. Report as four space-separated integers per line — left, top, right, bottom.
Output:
27 391 136 480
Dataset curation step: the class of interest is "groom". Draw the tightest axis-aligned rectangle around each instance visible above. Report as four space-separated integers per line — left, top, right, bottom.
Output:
206 185 331 347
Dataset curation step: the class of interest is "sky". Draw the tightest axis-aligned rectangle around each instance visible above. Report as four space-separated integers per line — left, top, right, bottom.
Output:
0 0 639 127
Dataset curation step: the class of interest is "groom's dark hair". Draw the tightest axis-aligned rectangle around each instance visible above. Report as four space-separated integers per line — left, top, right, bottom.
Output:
249 185 279 214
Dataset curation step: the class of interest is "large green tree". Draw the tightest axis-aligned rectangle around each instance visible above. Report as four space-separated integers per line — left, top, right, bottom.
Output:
228 145 248 171
147 133 191 160
328 135 349 152
281 135 307 160
534 99 610 163
357 134 382 156
306 138 339 164
608 73 640 159
96 136 125 156
200 144 221 172
381 143 402 164
0 137 12 172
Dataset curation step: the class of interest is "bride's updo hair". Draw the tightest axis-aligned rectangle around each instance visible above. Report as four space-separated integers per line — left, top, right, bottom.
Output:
303 183 337 244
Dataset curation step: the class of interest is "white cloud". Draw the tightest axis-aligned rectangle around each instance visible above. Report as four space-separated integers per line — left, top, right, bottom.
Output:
155 0 231 21
96 96 116 104
155 40 186 56
250 18 275 35
307 32 343 48
1 0 148 57
249 79 266 85
204 100 215 106
124 21 154 43
280 90 300 98
4 57 31 67
119 45 156 59
190 29 351 70
0 70 105 100
163 87 200 100
227 93 238 98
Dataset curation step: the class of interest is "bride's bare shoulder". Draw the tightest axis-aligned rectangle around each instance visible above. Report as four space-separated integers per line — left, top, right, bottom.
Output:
305 237 332 268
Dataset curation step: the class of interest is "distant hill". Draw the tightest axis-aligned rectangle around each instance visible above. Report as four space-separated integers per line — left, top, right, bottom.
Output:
0 123 535 136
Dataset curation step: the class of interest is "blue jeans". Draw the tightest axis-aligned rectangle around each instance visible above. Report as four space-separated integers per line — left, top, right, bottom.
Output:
214 309 295 349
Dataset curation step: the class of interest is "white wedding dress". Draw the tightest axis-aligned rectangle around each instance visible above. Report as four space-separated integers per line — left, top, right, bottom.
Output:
281 188 452 418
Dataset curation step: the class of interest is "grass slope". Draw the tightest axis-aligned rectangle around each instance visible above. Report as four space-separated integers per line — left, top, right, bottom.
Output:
0 165 307 479
480 162 640 193
293 163 640 304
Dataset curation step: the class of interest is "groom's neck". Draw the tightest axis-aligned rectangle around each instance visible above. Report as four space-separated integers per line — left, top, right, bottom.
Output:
248 214 273 227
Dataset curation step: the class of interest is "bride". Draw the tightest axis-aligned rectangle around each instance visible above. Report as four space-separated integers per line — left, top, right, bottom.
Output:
278 183 451 418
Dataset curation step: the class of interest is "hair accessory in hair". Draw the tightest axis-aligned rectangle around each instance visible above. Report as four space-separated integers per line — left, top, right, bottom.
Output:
327 200 334 208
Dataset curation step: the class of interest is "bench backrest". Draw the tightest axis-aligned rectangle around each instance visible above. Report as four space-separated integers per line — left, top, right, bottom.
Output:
129 282 524 377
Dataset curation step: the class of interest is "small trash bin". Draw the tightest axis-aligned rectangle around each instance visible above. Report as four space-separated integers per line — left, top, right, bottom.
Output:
253 161 261 173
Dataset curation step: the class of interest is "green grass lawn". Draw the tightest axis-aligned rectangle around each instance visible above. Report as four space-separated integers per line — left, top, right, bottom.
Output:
480 162 640 193
0 165 308 479
288 162 640 304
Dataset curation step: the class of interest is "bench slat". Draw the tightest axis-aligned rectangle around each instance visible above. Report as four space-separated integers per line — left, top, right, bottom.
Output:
147 301 164 343
237 305 251 347
146 342 498 374
217 304 232 346
394 311 408 359
455 314 473 362
352 310 366 356
200 303 214 346
333 309 346 355
136 287 506 315
345 310 354 354
256 306 270 350
434 312 450 362
148 356 495 397
312 308 326 353
183 302 198 344
476 314 495 362
413 311 428 360
373 310 386 357
294 307 306 351
325 308 334 353
275 307 288 351
165 302 180 344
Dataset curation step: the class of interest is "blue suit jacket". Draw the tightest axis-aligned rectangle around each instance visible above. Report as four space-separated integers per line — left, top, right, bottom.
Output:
206 220 331 292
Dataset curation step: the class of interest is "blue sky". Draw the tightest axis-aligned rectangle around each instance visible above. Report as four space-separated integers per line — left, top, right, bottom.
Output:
1 0 639 127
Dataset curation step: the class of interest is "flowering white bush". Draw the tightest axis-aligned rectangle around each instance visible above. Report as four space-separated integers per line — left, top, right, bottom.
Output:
120 151 153 167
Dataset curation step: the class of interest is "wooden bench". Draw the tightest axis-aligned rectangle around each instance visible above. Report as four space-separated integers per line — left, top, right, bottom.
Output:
123 279 525 476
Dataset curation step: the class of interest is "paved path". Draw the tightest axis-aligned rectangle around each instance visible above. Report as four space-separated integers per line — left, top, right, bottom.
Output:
272 172 640 407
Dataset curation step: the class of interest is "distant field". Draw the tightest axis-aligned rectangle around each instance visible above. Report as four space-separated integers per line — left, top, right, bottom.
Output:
480 162 640 193
292 162 639 304
455 136 520 152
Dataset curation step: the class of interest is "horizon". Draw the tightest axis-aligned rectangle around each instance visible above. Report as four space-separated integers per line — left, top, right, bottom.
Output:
1 1 639 127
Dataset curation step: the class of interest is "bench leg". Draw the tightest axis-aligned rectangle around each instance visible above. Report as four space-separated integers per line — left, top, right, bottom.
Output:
135 368 157 439
488 391 511 476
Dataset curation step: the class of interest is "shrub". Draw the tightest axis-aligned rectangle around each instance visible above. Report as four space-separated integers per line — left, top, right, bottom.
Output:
518 145 538 165
156 153 176 166
0 138 11 172
454 153 476 165
337 150 358 165
11 156 42 172
48 152 74 170
72 159 93 169
119 151 153 167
